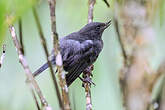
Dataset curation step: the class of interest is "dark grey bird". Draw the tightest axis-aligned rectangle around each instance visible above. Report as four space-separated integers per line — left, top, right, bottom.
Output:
33 20 111 86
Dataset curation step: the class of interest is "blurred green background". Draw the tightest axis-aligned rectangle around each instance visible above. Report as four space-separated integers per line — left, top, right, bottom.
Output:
0 0 165 110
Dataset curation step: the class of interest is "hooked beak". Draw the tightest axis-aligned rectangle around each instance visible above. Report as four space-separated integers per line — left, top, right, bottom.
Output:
104 20 111 29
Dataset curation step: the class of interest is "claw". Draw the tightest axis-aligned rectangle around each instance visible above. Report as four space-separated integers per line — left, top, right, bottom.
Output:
79 76 96 87
80 65 95 87
83 65 94 75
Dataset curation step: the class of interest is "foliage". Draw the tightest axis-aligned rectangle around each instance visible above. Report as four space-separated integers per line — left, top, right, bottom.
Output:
0 0 37 45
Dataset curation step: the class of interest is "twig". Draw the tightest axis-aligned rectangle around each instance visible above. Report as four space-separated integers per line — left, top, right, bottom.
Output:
29 84 41 110
102 0 110 7
83 1 96 110
114 17 128 107
88 0 96 23
47 0 71 110
19 19 25 55
0 44 6 68
114 18 127 65
32 7 63 110
83 65 93 110
8 25 49 108
85 83 92 110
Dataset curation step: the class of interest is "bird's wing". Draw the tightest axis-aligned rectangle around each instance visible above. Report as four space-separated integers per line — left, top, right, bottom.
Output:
32 37 82 77
64 40 95 86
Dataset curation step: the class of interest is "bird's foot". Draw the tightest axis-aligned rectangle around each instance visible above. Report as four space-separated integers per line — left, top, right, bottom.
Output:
83 65 94 77
81 65 95 87
79 76 96 87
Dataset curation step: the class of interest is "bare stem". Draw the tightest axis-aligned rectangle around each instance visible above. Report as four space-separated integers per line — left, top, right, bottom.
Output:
19 19 25 55
85 82 92 110
47 0 71 110
114 18 127 65
32 7 63 110
88 0 96 23
83 65 93 110
8 25 48 108
102 0 110 7
0 44 6 68
84 1 96 109
29 84 41 110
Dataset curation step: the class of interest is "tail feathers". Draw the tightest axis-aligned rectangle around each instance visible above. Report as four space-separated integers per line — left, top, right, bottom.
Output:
33 62 49 77
33 58 56 77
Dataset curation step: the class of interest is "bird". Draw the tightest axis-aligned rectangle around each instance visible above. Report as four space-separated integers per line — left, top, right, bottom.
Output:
33 20 111 87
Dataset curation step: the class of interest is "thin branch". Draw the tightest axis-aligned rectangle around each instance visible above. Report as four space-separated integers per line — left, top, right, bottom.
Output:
88 0 96 23
102 0 110 7
0 44 6 68
8 25 48 108
83 65 93 110
114 18 127 65
32 7 64 110
47 0 71 110
83 1 96 110
19 19 25 55
29 84 41 110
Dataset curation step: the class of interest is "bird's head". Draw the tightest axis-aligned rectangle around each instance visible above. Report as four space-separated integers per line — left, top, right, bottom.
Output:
79 20 111 40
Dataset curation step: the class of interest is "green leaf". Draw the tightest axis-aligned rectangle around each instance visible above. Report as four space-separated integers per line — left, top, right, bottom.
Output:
0 0 37 46
159 0 165 25
0 1 6 46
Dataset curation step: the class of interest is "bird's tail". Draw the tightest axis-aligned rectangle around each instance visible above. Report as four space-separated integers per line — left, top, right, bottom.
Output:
33 57 56 77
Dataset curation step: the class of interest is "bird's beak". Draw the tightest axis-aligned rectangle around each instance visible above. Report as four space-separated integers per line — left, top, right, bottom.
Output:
104 20 111 29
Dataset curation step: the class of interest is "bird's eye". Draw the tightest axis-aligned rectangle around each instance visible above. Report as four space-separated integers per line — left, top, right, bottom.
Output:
96 26 101 30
